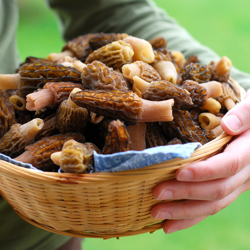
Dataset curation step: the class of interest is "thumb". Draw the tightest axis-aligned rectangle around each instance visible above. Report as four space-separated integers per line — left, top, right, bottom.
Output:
221 93 250 135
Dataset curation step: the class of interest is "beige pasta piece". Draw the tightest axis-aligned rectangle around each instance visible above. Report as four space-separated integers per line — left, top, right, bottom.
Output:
122 61 161 82
152 61 178 84
9 95 26 111
198 113 222 130
210 56 232 82
123 36 155 63
85 40 134 69
217 82 237 110
200 98 222 114
46 50 75 62
0 73 20 90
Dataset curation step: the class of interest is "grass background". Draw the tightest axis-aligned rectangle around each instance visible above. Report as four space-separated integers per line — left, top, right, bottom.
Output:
16 1 250 249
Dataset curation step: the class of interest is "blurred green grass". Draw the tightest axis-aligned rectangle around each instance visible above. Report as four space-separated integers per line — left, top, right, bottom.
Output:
16 1 250 250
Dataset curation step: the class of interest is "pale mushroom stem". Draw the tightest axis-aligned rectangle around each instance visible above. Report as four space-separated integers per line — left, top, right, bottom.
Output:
14 150 35 165
224 98 236 110
201 81 223 98
152 61 177 84
18 118 44 142
50 151 61 166
211 125 223 137
90 112 105 124
133 75 150 93
66 88 82 108
141 99 174 122
46 50 74 61
0 73 20 90
127 123 147 151
26 89 54 111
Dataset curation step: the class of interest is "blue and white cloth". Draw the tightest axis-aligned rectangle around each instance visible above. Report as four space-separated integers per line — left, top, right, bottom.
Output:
0 142 201 173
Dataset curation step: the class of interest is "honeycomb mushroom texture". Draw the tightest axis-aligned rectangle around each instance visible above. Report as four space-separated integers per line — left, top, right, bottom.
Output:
103 120 132 154
145 122 168 148
161 110 215 144
0 90 16 138
85 40 134 69
70 89 143 124
56 99 89 134
181 62 211 83
18 58 82 97
88 32 129 50
24 132 85 171
62 33 98 61
142 80 193 110
0 124 27 158
181 80 207 108
81 61 129 90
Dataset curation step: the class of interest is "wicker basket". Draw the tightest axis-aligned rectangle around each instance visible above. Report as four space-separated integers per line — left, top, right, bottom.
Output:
0 132 233 239
0 80 245 239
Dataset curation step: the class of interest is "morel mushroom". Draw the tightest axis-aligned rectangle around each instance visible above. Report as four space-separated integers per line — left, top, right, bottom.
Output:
47 33 97 62
85 40 134 69
52 140 100 174
181 62 211 83
0 90 16 138
148 36 167 50
103 120 132 154
14 132 85 171
0 58 82 97
81 60 129 90
0 118 44 158
70 89 174 124
56 88 89 134
217 82 237 110
161 110 215 144
88 32 129 50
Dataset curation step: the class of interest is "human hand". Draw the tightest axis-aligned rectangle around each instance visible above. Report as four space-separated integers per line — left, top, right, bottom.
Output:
151 91 250 234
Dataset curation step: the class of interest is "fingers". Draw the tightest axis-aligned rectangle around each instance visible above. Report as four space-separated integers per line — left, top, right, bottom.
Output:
151 179 244 221
154 163 250 201
221 94 250 135
162 216 207 234
175 129 250 182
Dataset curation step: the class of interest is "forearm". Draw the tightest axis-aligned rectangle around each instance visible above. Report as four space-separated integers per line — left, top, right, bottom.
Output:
46 0 250 89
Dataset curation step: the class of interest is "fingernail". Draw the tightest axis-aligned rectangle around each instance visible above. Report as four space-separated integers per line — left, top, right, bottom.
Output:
223 114 241 132
177 169 193 181
167 228 179 234
155 211 171 219
157 190 173 200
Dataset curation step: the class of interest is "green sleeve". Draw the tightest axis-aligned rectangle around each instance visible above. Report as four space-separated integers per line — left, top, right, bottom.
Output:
47 0 250 90
0 0 20 74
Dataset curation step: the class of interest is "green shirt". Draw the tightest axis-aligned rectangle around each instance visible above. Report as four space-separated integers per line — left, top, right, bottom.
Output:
0 0 250 249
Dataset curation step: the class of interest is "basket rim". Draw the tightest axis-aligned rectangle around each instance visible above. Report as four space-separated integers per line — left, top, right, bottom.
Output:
0 132 232 181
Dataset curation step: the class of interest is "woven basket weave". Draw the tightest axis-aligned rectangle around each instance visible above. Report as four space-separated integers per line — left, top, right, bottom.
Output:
0 132 233 239
0 79 245 239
